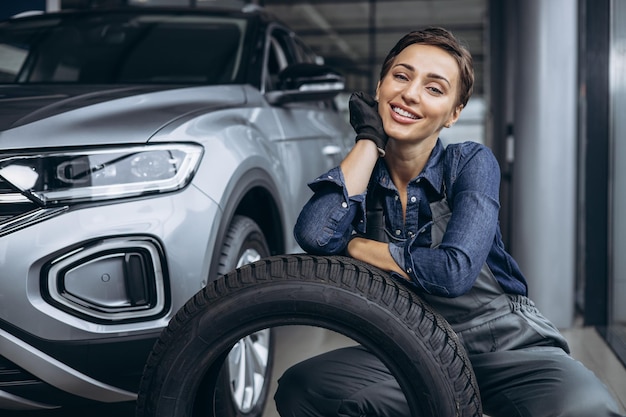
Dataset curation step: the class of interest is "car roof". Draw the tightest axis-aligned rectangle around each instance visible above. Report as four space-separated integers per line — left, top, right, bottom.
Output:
2 4 281 26
0 4 297 89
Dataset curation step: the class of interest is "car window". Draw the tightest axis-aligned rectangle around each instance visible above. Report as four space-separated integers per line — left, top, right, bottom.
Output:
0 13 248 84
293 36 320 64
265 27 298 91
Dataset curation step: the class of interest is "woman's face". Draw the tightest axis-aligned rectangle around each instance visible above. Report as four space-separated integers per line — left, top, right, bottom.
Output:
376 44 462 145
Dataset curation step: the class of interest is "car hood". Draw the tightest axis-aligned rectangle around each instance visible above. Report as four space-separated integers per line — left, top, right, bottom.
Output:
0 84 247 148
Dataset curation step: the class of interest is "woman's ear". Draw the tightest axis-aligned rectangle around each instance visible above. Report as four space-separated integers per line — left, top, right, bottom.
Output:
375 81 381 101
445 104 463 128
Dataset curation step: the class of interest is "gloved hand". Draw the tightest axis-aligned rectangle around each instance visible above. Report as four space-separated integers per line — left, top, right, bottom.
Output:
349 91 388 156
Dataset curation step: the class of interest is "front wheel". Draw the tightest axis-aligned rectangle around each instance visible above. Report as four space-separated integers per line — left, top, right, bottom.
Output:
136 254 482 417
214 215 273 417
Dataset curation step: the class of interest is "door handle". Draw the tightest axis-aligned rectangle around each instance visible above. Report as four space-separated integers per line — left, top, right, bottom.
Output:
322 145 342 156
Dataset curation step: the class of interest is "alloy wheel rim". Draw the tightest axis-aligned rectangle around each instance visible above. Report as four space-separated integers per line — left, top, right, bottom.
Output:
226 248 269 413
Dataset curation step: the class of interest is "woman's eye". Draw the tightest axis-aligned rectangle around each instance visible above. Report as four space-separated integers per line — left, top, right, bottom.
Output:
393 73 409 81
428 86 444 95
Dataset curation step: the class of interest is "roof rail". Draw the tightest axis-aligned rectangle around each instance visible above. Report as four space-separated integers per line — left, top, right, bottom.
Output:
10 10 45 19
242 3 263 13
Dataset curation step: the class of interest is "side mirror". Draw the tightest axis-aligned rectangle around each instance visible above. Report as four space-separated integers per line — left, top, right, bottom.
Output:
265 63 345 105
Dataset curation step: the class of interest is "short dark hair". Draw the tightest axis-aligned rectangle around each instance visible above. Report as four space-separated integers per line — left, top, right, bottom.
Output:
379 27 474 107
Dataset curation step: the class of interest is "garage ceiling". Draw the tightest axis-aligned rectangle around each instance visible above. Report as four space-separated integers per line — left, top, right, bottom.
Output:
260 0 488 94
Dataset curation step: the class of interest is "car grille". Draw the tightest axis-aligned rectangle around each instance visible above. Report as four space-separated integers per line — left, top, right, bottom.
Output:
0 355 40 388
0 178 38 223
0 178 68 237
0 354 75 407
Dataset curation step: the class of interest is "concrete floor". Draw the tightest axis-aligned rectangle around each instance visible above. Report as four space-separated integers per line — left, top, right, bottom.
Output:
561 326 626 413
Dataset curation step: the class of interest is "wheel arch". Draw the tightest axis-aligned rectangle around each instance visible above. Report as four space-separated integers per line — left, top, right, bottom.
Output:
208 168 285 283
234 186 283 254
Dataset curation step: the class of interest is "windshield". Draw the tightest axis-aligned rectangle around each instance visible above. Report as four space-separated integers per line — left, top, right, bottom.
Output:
0 12 248 84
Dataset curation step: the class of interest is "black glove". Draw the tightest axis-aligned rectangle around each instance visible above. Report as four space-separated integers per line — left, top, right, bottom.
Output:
349 91 388 156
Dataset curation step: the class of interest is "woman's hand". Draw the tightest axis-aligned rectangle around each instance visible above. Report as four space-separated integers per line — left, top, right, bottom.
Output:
340 90 386 197
349 92 388 156
347 237 410 280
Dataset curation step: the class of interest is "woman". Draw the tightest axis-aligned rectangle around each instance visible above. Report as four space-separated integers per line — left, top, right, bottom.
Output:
273 27 624 417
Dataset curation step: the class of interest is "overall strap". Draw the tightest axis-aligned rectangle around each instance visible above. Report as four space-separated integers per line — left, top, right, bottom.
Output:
442 144 459 206
364 144 456 242
365 180 388 242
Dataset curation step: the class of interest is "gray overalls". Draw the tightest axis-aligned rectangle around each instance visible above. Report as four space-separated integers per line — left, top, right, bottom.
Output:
423 196 569 355
274 195 624 417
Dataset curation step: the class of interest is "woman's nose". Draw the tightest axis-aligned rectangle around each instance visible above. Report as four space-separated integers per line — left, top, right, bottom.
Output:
401 81 421 104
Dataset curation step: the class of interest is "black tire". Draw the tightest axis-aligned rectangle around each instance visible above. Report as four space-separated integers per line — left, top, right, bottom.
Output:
216 215 271 276
136 254 482 417
214 216 274 417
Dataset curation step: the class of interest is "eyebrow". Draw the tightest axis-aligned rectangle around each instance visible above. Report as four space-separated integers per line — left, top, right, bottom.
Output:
393 63 451 87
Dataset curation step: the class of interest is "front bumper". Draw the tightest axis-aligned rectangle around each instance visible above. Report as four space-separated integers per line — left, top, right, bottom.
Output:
0 184 220 408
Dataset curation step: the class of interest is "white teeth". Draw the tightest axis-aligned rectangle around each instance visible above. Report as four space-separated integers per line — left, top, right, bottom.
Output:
392 106 418 119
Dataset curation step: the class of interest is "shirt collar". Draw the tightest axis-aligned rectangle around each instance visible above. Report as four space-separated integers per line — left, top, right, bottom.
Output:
374 139 446 196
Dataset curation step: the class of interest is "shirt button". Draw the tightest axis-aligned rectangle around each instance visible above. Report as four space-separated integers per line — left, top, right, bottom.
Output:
407 268 412 273
328 175 334 179
415 178 421 183
410 196 417 203
341 202 348 208
394 195 399 201
408 231 414 237
395 229 401 235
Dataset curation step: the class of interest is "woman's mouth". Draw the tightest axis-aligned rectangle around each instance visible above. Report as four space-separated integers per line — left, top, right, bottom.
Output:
391 105 420 120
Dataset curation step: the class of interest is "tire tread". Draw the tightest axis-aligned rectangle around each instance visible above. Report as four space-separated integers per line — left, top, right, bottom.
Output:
136 254 482 417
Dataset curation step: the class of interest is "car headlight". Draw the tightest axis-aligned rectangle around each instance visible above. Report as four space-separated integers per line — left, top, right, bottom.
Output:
0 143 203 205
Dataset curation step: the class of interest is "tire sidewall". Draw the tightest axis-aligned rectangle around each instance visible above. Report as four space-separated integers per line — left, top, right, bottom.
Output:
216 215 270 276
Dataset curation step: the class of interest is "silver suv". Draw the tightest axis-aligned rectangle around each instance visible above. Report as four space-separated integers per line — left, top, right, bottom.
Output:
0 4 351 415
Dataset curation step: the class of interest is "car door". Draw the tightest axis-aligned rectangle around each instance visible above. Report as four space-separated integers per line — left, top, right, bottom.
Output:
264 26 352 231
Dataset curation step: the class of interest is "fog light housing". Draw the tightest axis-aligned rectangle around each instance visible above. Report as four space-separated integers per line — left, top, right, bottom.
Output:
43 236 167 322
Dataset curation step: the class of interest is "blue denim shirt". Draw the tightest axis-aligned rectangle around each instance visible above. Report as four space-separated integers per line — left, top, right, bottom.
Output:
294 139 528 298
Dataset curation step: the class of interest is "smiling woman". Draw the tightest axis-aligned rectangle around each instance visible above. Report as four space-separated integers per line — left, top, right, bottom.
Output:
374 43 463 177
280 27 626 417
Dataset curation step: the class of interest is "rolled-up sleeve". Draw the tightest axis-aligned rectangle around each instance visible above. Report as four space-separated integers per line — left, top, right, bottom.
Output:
294 167 366 255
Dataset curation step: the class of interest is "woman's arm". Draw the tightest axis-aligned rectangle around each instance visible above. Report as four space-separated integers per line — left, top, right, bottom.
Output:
347 237 410 279
294 92 385 255
341 140 379 196
293 142 378 255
